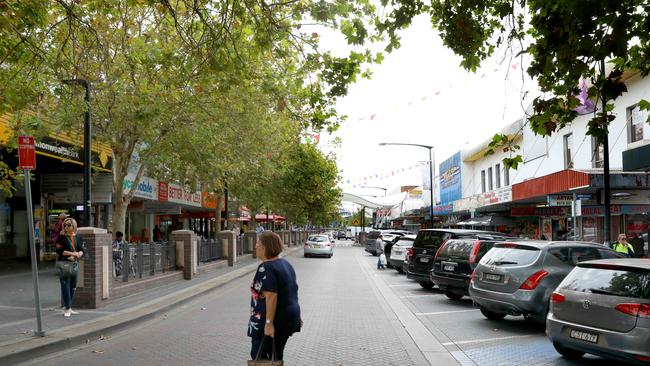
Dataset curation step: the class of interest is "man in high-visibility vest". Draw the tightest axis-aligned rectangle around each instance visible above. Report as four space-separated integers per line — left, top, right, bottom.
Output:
612 233 635 257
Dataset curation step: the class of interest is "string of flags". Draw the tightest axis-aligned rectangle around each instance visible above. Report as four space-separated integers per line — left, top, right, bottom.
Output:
341 163 421 188
351 63 522 124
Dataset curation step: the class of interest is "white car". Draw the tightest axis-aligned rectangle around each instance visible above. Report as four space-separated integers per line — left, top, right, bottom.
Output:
389 235 416 273
304 235 333 258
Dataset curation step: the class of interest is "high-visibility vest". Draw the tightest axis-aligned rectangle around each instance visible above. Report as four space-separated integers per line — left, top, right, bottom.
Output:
613 242 635 256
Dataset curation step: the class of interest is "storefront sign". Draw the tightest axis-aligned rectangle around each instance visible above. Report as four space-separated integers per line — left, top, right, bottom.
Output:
600 190 650 205
484 186 512 205
576 194 593 201
123 173 158 200
202 192 217 209
431 203 453 215
511 206 570 217
581 205 650 216
35 136 113 172
158 182 168 202
590 173 650 188
547 194 574 206
454 195 484 212
439 151 462 204
167 183 202 207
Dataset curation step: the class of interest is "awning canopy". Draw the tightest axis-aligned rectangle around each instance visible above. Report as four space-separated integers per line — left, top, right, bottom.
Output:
254 214 286 222
341 192 406 209
456 215 514 227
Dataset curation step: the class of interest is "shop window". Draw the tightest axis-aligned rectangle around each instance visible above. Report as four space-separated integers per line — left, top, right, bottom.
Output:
481 170 486 193
488 167 493 191
495 164 501 189
628 104 647 144
563 133 573 169
591 136 604 168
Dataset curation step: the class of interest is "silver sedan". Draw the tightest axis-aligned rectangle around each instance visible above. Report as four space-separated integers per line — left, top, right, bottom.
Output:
304 234 334 258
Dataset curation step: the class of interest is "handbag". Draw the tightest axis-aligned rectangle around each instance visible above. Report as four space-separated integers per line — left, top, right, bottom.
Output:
248 337 283 366
56 235 79 278
379 253 387 265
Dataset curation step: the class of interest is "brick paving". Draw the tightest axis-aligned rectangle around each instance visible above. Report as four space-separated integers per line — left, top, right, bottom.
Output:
20 244 431 366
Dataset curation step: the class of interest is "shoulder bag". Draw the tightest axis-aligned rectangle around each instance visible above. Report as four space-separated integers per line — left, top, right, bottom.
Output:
56 236 80 278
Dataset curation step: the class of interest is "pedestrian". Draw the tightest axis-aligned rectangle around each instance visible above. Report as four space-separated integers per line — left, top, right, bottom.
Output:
612 233 635 257
153 225 162 242
248 231 301 362
256 224 265 235
376 234 385 269
55 217 86 317
628 233 646 258
113 231 126 250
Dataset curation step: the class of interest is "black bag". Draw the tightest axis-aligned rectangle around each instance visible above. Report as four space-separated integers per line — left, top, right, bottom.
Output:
56 260 79 278
248 337 283 366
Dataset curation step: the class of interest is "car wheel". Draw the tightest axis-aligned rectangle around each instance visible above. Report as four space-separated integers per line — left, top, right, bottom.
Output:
328 254 332 258
480 307 506 320
445 292 463 301
396 267 404 274
304 253 309 258
552 342 585 360
419 282 434 289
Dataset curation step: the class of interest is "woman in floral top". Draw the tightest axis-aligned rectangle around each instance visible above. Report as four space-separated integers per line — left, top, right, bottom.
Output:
248 231 301 361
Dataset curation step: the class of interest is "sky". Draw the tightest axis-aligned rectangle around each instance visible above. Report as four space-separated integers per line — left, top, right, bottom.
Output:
315 15 540 201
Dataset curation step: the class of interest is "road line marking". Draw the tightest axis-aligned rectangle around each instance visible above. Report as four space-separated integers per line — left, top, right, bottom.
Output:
441 334 537 346
415 309 479 316
400 294 440 298
389 284 420 287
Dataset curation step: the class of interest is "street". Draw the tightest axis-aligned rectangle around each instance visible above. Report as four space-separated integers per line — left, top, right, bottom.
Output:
19 241 623 365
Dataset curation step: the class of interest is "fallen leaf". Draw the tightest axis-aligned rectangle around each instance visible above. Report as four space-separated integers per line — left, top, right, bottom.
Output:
92 349 104 354
132 347 137 350
98 335 111 341
200 307 207 310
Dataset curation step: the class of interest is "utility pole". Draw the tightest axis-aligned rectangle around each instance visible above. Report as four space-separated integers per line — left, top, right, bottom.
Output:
600 60 612 246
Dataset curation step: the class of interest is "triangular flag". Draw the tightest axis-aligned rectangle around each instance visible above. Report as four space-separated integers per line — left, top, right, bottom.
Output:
370 114 377 121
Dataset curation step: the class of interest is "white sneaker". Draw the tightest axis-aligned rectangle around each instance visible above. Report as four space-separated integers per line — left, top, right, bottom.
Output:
63 309 71 317
70 309 79 315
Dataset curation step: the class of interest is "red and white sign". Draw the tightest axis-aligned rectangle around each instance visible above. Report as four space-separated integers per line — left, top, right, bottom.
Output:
167 183 202 207
158 181 169 202
17 136 36 170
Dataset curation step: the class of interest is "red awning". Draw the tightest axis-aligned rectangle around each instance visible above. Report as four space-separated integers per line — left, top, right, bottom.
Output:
254 214 286 222
512 169 590 201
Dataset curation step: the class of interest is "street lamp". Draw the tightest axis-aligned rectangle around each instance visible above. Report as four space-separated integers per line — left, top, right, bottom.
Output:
359 185 388 196
62 79 92 227
379 142 435 228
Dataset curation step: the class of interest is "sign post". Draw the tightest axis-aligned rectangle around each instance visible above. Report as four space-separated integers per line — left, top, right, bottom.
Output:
18 136 45 337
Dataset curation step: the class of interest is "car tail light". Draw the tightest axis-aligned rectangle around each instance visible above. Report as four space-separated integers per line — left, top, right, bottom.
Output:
469 240 481 264
406 247 414 258
519 270 549 290
434 239 450 259
615 303 650 318
499 242 519 248
550 291 565 303
634 355 650 362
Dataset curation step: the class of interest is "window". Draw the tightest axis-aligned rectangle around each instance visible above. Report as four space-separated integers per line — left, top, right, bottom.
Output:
592 137 604 168
495 164 501 189
481 170 486 193
504 166 510 186
563 133 573 169
628 104 647 143
488 167 493 191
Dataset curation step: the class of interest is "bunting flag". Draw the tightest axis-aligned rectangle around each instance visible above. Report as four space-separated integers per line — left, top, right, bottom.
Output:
340 163 421 188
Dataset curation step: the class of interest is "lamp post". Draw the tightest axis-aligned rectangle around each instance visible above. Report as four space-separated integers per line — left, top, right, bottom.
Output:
379 142 435 228
62 79 92 227
359 185 388 196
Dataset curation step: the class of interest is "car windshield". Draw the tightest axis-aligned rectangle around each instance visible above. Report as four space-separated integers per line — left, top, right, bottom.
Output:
394 239 414 247
309 236 328 242
559 267 650 300
480 246 540 266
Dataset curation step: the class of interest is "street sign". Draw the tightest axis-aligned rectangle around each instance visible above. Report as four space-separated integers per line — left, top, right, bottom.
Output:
352 219 360 226
547 194 573 206
18 136 36 170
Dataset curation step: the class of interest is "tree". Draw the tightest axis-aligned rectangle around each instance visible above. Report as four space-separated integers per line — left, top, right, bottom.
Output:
373 1 650 167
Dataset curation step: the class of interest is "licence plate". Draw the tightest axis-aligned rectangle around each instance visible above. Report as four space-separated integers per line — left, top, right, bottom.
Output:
420 257 430 263
443 265 455 271
485 273 502 282
394 250 402 255
570 329 598 343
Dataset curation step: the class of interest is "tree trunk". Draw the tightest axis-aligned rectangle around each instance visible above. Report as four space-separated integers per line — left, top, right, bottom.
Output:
216 195 223 232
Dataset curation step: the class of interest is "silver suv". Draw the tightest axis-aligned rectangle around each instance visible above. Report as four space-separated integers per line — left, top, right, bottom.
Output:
469 240 621 324
547 258 650 364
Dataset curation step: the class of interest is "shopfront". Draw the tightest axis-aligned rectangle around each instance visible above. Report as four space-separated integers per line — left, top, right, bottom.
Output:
510 206 571 240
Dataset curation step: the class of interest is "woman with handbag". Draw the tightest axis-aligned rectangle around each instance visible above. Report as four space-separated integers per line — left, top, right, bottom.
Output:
248 231 302 363
55 217 86 317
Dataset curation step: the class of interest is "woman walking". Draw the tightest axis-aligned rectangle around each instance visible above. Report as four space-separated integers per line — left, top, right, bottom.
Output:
55 217 86 317
248 231 301 361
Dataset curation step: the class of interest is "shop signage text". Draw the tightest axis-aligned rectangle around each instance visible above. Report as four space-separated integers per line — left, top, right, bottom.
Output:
432 203 453 215
547 194 574 206
484 186 512 205
123 173 158 200
581 205 650 216
511 206 570 217
167 183 202 207
158 182 168 202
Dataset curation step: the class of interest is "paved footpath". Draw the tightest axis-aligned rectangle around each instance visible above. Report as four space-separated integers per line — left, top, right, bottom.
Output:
17 244 459 366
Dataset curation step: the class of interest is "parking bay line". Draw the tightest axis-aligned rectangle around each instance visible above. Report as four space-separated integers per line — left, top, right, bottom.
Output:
400 294 441 298
415 309 479 316
389 284 421 287
441 334 537 346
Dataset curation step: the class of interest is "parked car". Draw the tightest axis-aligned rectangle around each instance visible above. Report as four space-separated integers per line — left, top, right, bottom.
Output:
469 240 621 324
345 228 353 240
406 229 510 289
430 235 514 300
547 258 650 364
336 231 346 240
304 234 334 258
326 231 335 244
389 235 416 273
364 230 383 256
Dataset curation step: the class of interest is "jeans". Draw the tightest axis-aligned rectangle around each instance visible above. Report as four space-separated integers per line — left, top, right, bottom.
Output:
60 274 78 310
250 334 290 361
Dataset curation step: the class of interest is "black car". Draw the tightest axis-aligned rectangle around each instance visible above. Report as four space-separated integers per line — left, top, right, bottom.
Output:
430 235 513 300
406 229 511 289
336 231 346 240
364 230 383 255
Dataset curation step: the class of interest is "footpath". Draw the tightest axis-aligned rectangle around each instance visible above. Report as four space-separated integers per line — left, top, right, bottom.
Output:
0 246 301 365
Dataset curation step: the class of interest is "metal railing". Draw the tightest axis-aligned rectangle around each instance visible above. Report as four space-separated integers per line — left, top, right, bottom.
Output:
112 241 176 282
199 238 222 264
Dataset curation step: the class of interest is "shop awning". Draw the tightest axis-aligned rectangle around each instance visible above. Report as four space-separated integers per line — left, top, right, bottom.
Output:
456 215 514 227
254 214 286 222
